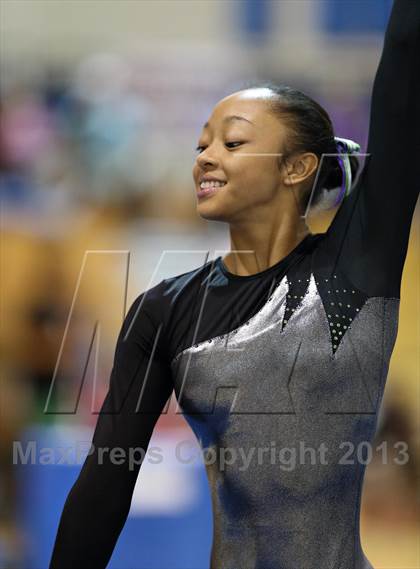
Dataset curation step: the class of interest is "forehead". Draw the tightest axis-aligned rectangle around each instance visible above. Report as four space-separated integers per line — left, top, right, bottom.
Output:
203 89 277 131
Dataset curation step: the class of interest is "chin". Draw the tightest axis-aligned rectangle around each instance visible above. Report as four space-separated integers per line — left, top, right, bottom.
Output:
196 202 230 223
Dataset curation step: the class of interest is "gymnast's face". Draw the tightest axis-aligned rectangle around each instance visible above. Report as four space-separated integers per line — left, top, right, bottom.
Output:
193 88 290 223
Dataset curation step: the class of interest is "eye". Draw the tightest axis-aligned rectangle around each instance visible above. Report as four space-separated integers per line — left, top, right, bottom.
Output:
225 141 244 149
195 141 245 153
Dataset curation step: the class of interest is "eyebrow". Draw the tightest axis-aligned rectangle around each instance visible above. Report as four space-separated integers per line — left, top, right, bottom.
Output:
203 115 254 129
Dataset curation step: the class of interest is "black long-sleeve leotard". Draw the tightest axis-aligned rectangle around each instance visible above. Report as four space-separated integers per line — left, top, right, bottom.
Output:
49 2 419 568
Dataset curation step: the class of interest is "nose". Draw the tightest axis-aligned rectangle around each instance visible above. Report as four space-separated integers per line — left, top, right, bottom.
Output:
196 146 219 170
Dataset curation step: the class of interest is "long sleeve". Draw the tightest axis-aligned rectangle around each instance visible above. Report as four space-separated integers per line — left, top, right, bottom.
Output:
49 291 173 569
322 0 420 298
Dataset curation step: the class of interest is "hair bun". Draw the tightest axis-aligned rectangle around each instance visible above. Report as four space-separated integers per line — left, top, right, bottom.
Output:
323 155 360 190
334 136 361 155
322 137 361 207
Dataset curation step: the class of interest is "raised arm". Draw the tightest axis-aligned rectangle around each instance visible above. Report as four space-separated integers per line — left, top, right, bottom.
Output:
324 0 420 298
49 292 173 569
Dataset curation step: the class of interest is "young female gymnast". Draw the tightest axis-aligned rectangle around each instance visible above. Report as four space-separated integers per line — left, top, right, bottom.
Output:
50 1 419 567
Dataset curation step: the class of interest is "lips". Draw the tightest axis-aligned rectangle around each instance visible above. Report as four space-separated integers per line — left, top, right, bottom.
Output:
196 175 227 199
199 173 226 183
197 180 227 199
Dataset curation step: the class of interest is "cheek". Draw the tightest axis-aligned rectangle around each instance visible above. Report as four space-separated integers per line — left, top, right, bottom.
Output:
228 158 279 196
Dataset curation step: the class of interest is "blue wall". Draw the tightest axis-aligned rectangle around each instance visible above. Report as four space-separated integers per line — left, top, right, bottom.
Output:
17 426 213 569
323 0 393 34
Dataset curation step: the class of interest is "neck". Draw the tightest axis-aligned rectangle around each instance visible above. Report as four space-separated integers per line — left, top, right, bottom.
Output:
223 217 311 277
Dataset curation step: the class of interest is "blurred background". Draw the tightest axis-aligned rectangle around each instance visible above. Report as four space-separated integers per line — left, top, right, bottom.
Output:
1 1 418 567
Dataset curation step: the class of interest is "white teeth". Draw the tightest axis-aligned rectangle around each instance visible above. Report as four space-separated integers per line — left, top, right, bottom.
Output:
200 180 226 189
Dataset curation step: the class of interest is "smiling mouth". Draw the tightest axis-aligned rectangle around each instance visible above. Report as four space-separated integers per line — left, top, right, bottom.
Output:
197 180 227 199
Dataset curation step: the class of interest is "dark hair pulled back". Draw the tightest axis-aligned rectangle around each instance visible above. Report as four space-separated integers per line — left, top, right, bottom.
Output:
245 82 361 209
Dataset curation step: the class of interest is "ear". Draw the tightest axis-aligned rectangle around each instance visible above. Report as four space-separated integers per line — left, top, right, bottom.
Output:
282 152 319 188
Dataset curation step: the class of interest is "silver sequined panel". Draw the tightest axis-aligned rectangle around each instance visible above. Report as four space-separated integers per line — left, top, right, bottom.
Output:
170 273 399 569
